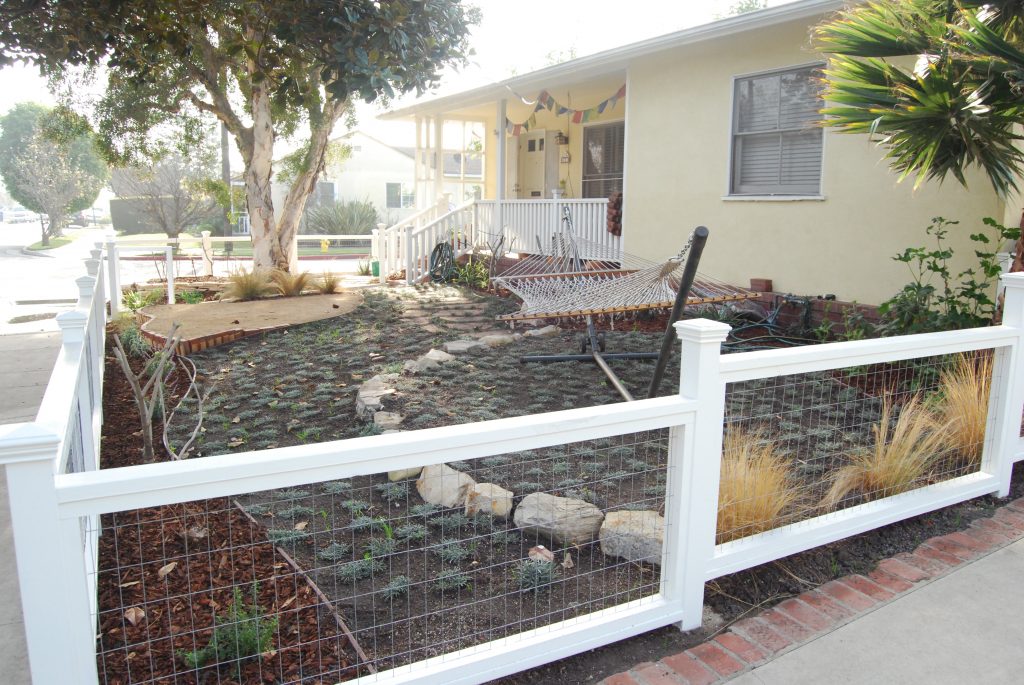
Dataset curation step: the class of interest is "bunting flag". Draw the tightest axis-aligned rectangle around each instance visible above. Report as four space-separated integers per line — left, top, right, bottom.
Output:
505 84 626 135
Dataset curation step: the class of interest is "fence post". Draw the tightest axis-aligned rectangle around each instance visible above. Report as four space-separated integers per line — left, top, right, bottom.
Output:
404 224 415 285
0 424 98 684
988 273 1024 496
200 230 214 277
105 234 121 317
165 246 175 304
375 223 387 284
665 319 730 630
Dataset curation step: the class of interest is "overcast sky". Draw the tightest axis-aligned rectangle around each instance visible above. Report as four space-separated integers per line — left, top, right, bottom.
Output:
0 0 795 148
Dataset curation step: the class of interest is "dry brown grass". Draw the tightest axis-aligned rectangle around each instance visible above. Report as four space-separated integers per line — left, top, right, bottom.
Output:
317 271 342 294
270 269 312 297
821 394 945 510
931 353 992 466
717 426 801 543
221 268 274 301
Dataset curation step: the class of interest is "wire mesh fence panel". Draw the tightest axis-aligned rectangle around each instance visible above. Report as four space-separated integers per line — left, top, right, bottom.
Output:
719 351 993 544
91 429 671 683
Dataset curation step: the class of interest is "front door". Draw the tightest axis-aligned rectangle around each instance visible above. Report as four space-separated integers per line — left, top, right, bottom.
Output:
518 130 546 199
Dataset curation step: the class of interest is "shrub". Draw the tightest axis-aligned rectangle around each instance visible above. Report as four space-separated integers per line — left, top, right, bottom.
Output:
821 395 946 510
432 569 471 593
374 481 409 503
341 499 370 515
316 541 351 562
931 353 991 466
306 199 378 235
118 325 152 359
177 290 204 304
222 268 273 301
318 271 341 294
366 537 398 557
123 287 164 312
322 480 353 495
270 269 312 297
336 558 383 582
395 523 428 542
266 529 312 544
180 586 277 671
513 559 558 593
717 427 800 543
379 575 411 599
409 503 442 519
433 538 474 564
276 505 314 520
349 515 388 532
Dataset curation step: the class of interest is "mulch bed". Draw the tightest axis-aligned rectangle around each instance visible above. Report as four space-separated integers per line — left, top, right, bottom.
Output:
95 335 362 684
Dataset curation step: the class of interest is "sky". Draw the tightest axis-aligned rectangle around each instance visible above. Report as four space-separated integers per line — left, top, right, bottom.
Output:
0 0 796 150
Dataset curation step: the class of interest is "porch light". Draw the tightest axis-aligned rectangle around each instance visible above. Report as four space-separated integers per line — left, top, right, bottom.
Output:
555 131 569 146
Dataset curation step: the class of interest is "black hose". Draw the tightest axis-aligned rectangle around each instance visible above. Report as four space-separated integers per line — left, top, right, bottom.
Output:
429 242 455 282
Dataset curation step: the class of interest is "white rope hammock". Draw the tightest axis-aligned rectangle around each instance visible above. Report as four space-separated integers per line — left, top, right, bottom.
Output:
492 211 757 322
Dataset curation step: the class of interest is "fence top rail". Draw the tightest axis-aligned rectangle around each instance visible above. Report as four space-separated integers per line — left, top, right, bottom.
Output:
476 199 609 205
720 324 1019 383
55 394 694 518
410 200 475 238
380 202 444 234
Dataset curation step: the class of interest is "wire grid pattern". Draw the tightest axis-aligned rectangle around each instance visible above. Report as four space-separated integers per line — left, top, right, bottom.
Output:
92 430 669 682
720 352 994 543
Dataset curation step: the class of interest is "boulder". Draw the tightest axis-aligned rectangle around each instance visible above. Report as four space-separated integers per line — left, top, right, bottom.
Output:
404 348 456 374
524 325 561 338
355 375 395 419
514 493 604 545
443 339 485 355
416 464 476 508
388 466 423 482
478 333 515 348
599 510 664 565
464 482 514 518
373 412 404 430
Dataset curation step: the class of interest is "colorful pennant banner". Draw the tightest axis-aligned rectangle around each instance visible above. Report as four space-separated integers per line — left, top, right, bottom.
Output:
505 84 626 136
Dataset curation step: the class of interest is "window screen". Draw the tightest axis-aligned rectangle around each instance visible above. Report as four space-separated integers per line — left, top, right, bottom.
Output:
582 121 625 199
731 65 823 195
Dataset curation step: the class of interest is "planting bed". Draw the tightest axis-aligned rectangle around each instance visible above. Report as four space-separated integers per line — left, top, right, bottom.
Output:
99 285 1021 684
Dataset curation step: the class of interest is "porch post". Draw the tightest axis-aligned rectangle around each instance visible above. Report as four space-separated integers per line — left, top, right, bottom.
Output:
496 99 507 238
988 273 1024 496
434 113 444 202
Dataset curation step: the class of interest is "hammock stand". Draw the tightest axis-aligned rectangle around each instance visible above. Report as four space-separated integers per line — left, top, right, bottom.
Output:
492 210 757 401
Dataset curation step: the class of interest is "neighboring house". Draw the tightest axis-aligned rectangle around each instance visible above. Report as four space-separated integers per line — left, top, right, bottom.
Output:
270 130 417 229
380 0 1010 306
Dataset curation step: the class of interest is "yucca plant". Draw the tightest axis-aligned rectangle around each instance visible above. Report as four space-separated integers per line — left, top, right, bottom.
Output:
221 268 274 301
931 353 992 466
318 271 341 294
717 426 800 543
821 394 946 510
270 269 312 297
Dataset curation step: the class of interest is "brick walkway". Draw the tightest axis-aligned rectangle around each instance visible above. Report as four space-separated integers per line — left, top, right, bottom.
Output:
601 497 1024 685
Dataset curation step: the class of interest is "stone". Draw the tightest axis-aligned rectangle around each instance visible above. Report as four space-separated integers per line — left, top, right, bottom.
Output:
416 464 476 508
422 348 455 363
524 325 560 338
528 545 555 562
403 348 456 374
373 412 404 430
514 493 604 545
599 510 665 565
388 466 422 482
443 339 485 355
464 482 514 518
355 375 395 419
478 333 515 348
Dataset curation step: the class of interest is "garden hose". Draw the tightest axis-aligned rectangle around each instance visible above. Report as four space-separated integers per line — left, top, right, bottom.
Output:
429 241 456 282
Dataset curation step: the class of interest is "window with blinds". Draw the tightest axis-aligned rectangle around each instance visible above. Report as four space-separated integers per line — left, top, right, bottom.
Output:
731 65 824 196
582 120 625 198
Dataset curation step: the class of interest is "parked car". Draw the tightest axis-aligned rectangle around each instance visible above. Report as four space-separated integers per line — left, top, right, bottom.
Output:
3 206 38 223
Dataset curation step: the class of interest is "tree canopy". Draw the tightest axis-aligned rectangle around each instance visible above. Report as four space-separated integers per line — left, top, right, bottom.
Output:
0 102 107 243
0 0 478 269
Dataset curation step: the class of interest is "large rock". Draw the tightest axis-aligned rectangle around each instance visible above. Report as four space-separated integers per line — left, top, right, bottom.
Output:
514 493 604 545
355 375 395 419
443 339 485 355
373 412 404 430
404 348 456 374
524 325 561 338
464 483 514 518
478 333 515 348
388 466 423 482
416 464 476 508
599 511 664 565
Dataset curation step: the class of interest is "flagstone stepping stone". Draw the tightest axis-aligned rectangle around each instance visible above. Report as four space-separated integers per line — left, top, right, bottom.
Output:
443 339 485 355
514 493 604 545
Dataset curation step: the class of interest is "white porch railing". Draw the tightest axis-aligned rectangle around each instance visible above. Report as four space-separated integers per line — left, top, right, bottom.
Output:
374 197 615 285
1 269 1023 684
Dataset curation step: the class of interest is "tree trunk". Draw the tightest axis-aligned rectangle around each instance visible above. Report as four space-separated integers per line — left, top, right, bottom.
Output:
245 81 285 271
39 216 48 246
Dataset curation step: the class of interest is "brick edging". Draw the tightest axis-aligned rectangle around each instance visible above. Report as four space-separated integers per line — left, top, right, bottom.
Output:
601 496 1024 685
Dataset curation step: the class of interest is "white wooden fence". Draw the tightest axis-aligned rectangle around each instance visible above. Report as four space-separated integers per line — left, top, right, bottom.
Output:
0 261 1022 684
373 198 615 285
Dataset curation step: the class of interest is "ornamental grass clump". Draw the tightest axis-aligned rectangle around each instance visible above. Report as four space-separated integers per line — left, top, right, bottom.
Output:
931 353 992 466
717 426 800 543
821 394 946 510
318 271 341 294
222 268 274 301
270 269 312 297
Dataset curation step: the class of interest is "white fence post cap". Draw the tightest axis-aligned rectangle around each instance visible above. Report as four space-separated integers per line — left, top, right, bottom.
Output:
75 275 96 303
673 319 731 343
1000 272 1024 289
0 423 61 465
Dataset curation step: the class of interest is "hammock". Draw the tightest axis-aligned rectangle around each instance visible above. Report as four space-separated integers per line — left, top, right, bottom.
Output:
492 209 757 322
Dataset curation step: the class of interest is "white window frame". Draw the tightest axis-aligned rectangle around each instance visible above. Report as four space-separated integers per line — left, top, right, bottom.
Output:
581 119 626 199
727 62 826 200
385 182 415 209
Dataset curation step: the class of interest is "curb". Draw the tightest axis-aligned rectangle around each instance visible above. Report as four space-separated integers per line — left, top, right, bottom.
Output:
599 496 1024 685
19 247 56 259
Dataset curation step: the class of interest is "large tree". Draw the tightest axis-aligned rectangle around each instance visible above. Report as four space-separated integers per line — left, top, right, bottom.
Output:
0 102 107 244
814 0 1024 270
0 0 477 270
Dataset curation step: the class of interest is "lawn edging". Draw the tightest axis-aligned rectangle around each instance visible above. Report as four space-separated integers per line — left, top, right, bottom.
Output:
599 496 1024 685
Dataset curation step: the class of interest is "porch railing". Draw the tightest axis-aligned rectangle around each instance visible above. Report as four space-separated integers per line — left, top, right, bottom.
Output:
0 265 1022 683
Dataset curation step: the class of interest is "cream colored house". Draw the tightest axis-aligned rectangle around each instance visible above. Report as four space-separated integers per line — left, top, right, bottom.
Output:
381 0 1011 305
